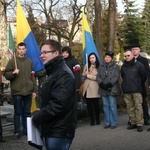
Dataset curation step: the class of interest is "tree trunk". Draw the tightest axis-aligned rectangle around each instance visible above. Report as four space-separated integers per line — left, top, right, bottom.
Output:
94 0 103 60
86 0 93 32
107 0 116 52
0 0 9 67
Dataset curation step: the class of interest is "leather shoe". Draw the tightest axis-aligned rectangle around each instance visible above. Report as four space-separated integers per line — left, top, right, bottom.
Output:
147 128 150 131
0 136 5 142
137 126 143 132
110 126 117 129
90 121 95 126
144 121 150 126
127 124 137 130
104 125 110 129
128 120 131 125
96 119 100 125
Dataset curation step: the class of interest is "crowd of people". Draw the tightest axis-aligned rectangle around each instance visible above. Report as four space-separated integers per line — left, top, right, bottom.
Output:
82 44 150 133
0 40 150 150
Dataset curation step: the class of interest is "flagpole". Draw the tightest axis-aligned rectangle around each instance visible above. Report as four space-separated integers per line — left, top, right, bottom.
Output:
13 52 17 69
86 53 88 72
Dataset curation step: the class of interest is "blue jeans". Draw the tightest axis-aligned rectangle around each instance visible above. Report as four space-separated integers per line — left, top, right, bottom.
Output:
13 94 32 134
102 95 118 126
45 137 73 150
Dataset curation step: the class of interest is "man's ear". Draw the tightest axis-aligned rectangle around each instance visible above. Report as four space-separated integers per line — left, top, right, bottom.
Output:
55 50 59 56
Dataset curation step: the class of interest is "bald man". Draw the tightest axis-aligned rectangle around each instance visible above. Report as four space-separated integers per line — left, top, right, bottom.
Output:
121 50 147 132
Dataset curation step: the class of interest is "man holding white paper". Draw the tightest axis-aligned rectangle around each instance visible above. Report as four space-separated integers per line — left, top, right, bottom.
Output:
32 40 76 150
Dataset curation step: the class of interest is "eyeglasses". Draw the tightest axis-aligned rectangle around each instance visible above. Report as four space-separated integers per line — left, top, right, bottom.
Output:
125 55 130 58
40 50 56 55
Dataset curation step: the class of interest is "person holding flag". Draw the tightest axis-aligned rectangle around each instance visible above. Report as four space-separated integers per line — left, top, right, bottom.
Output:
4 42 37 140
81 9 101 126
16 0 46 109
16 0 44 73
82 53 100 126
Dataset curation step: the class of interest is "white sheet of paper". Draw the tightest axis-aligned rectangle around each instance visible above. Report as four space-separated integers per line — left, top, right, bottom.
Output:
27 117 43 146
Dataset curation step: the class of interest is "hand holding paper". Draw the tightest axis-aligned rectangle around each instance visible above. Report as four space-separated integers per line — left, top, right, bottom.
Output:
27 117 43 149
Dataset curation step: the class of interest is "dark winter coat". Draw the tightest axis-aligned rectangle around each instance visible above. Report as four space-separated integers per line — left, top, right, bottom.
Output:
97 61 121 96
64 56 81 89
136 55 150 96
4 56 36 96
121 58 147 94
32 56 76 138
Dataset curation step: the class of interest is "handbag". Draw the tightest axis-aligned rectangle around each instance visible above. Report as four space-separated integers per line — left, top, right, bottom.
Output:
77 97 87 118
79 80 85 96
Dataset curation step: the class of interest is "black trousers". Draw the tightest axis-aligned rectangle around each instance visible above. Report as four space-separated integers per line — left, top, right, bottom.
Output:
0 117 2 136
142 96 150 123
86 98 100 122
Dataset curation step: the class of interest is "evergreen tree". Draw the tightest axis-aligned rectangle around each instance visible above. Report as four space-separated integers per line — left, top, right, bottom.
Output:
118 0 144 50
142 0 150 54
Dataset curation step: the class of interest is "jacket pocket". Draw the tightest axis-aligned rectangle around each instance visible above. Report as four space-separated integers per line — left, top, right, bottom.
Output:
111 83 121 95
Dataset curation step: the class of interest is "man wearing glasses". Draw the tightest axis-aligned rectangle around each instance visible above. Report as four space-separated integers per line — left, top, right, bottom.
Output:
32 40 76 150
121 50 147 132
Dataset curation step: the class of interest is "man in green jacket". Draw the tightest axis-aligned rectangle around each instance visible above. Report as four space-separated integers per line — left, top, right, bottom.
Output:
4 42 36 140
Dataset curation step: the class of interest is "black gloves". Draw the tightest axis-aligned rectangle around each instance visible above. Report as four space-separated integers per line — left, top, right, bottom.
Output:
99 82 112 90
32 115 40 128
99 82 108 90
107 83 112 88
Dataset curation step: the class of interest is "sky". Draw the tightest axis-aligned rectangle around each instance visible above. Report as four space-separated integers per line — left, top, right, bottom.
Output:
79 0 145 13
117 0 145 13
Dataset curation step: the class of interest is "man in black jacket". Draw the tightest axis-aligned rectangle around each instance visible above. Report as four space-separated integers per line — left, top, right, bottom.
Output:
131 45 150 126
121 50 147 132
32 40 76 150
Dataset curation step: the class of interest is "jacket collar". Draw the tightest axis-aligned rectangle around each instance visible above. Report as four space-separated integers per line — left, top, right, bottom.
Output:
16 55 27 61
136 54 142 60
124 57 136 66
102 61 115 68
45 55 64 75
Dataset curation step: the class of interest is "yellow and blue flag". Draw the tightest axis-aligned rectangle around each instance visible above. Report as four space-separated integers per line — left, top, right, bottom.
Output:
16 0 44 72
82 9 100 66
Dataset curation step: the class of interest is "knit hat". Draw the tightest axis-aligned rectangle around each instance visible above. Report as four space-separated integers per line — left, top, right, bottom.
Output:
62 46 72 56
105 51 114 59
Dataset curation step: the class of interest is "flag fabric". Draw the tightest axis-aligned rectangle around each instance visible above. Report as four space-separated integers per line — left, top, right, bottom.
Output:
16 0 44 72
30 97 38 113
82 9 100 66
8 23 15 58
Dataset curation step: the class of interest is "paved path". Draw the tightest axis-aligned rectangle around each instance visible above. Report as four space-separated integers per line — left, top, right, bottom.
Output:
1 112 150 150
71 113 150 150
